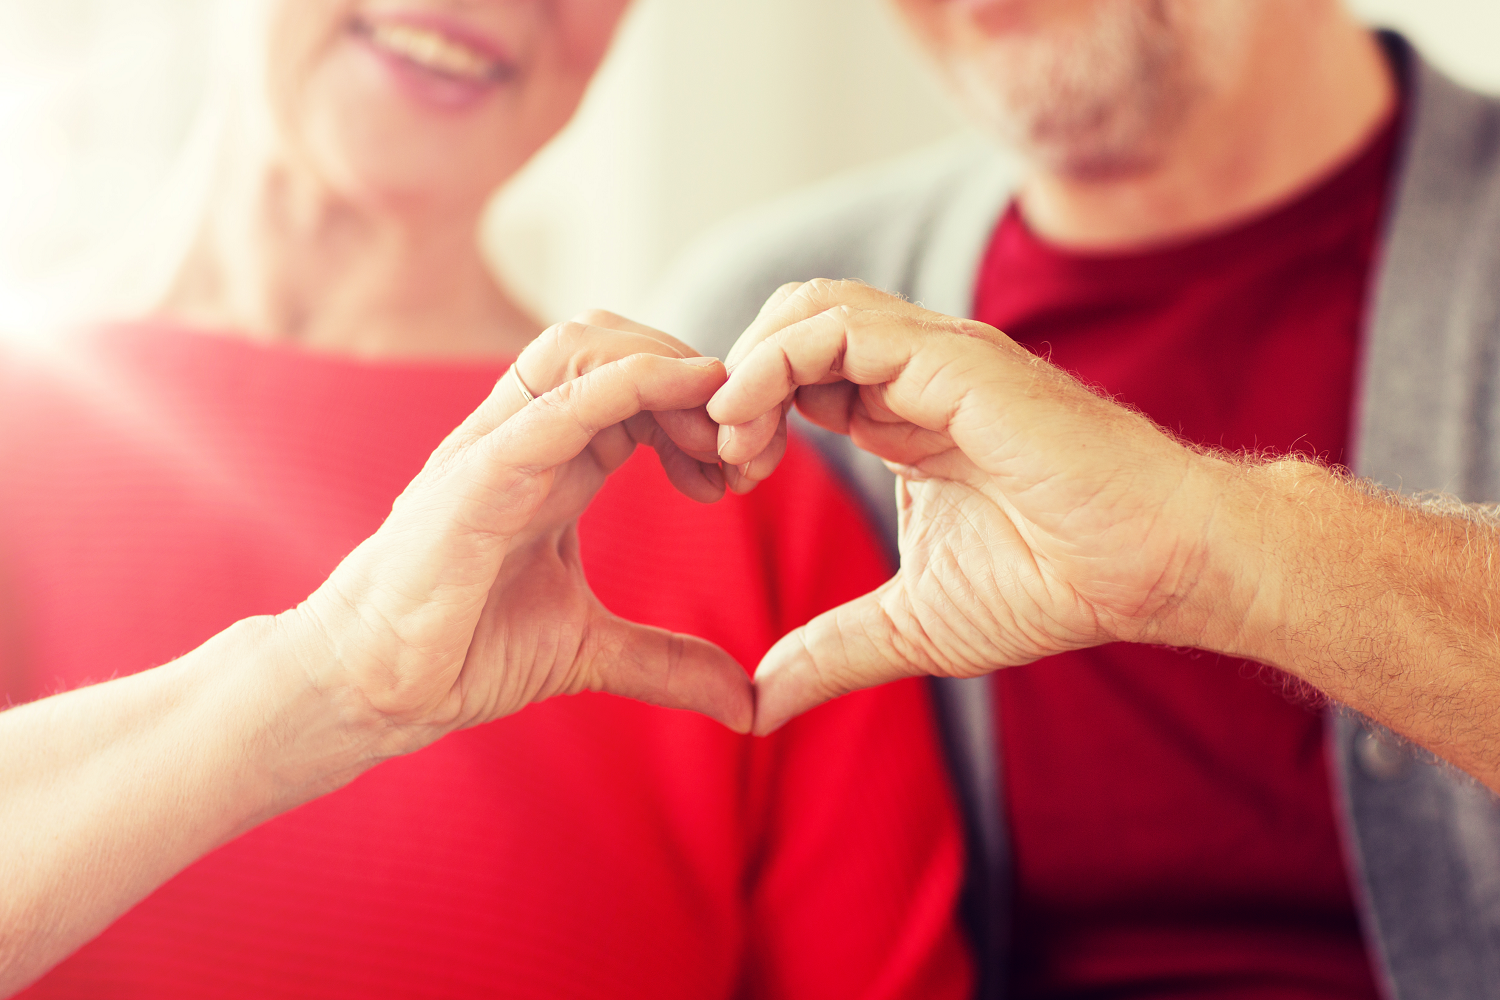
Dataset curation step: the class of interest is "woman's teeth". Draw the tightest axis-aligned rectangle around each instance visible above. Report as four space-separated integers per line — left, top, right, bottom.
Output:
360 21 505 81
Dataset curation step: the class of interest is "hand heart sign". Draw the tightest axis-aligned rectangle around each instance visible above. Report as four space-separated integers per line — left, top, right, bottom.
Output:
709 280 1248 736
301 281 1238 756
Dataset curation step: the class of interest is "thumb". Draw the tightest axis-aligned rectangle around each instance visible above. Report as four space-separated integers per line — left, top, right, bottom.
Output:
582 609 754 734
751 579 926 736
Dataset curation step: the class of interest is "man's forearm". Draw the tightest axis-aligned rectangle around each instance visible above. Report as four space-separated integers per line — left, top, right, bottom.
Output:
0 613 370 995
1201 459 1500 787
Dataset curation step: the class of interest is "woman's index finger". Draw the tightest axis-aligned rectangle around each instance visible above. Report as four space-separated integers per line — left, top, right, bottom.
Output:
489 354 726 474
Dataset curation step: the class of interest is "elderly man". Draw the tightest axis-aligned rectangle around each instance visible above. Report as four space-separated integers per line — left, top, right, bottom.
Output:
656 1 1500 997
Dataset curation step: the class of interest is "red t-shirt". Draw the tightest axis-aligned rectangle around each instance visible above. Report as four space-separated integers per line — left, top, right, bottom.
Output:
0 324 972 1000
972 117 1400 998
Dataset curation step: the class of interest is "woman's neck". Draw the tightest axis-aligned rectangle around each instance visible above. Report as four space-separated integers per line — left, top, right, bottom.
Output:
158 156 539 361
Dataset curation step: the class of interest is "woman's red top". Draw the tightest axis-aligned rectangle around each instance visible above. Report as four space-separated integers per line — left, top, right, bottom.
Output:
0 323 972 1000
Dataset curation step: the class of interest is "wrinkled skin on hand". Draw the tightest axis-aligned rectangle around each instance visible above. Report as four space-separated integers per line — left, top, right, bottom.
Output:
297 314 753 762
710 280 1241 734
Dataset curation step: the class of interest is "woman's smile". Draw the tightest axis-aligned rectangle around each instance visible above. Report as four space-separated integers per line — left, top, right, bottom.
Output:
349 10 519 109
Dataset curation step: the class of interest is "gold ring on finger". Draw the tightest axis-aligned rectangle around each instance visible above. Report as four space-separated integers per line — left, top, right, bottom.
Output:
510 364 537 405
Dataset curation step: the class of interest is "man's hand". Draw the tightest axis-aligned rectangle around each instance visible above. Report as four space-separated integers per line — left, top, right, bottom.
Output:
712 280 1500 792
299 313 753 768
709 280 1253 733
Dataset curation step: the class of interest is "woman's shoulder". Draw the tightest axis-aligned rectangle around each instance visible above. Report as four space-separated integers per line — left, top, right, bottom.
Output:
0 321 226 414
0 322 230 470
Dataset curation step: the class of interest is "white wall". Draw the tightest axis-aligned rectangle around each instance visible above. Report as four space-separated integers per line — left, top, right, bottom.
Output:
0 0 216 324
0 0 1496 330
1350 0 1500 92
486 0 964 322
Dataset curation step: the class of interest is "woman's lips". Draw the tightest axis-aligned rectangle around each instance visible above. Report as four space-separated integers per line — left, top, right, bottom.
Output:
350 13 518 110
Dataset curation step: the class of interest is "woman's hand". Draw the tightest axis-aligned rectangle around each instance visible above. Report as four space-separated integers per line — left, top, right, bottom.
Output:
296 314 752 766
0 318 750 993
708 281 1248 734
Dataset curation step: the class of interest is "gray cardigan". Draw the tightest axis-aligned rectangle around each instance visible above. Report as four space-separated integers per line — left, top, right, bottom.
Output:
653 36 1500 1000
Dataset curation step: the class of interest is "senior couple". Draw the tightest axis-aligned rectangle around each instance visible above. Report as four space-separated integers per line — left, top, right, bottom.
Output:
3 0 1499 997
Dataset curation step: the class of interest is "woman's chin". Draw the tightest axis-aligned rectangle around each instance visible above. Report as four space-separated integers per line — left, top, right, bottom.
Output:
296 43 527 210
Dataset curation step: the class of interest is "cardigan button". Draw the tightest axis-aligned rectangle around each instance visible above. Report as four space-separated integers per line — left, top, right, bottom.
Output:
1357 728 1410 781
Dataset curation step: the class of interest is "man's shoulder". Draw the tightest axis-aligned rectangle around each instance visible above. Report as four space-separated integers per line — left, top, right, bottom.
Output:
1357 41 1500 496
650 133 1014 359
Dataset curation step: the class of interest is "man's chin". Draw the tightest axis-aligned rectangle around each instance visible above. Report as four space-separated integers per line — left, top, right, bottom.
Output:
1023 138 1170 183
939 0 1199 179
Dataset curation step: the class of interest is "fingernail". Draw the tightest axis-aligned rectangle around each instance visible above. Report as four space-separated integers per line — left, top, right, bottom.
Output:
680 356 721 367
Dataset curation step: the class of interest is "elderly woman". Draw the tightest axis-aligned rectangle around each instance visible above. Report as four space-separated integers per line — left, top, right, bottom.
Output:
0 3 969 997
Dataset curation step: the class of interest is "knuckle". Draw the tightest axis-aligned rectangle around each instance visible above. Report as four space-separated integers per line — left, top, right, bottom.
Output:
525 324 575 378
953 318 998 340
549 321 600 379
806 277 864 301
573 308 623 328
611 352 649 378
799 277 840 299
553 320 592 346
541 376 582 406
528 323 565 360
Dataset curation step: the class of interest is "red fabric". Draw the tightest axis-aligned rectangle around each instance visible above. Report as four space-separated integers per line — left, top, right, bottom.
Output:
972 116 1400 999
0 324 971 1000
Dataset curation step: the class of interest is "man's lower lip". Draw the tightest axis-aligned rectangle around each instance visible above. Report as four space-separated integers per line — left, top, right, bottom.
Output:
355 33 506 111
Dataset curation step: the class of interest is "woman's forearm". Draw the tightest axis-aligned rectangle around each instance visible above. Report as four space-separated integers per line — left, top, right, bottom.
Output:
0 613 369 995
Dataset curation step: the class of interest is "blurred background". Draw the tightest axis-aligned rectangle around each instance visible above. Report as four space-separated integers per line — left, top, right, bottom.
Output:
0 0 1496 333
